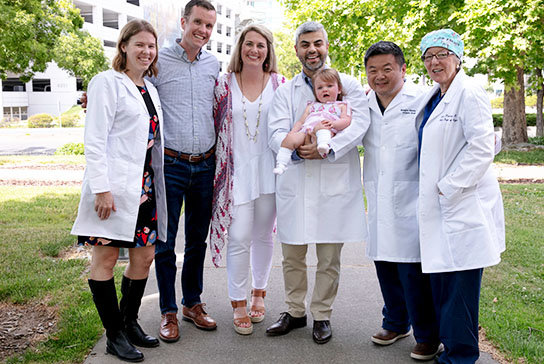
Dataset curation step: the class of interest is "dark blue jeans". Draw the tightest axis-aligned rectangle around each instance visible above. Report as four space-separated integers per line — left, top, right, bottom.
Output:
155 154 215 314
431 268 483 364
374 261 439 343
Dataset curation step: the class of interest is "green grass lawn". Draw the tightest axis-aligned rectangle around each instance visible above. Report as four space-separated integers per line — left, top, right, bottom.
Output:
494 149 544 165
0 186 102 364
1 183 543 363
480 184 544 363
0 155 85 166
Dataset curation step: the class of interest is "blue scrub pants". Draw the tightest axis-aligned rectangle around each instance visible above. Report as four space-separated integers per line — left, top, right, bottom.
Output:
374 261 439 343
430 268 483 364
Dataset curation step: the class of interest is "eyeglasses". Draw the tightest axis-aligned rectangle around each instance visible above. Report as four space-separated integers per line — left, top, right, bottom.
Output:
421 51 455 62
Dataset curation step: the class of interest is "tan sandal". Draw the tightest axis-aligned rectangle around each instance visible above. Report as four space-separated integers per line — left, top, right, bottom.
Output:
231 300 253 335
249 289 266 323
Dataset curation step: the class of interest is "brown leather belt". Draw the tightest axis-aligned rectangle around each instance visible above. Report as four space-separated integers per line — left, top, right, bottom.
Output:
164 146 215 163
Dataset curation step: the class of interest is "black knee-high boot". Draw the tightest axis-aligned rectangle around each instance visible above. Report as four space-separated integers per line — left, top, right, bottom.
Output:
120 276 159 348
88 278 144 362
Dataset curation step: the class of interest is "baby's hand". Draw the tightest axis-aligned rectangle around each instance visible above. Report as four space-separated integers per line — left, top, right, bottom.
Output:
321 120 333 129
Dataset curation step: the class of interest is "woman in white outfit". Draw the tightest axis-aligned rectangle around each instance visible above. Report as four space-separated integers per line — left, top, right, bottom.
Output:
210 24 286 335
416 29 505 364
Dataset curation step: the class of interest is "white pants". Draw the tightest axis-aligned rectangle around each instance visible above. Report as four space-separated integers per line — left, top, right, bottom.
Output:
227 193 276 300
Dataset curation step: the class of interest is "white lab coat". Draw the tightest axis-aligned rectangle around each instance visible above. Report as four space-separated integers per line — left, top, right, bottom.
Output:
268 72 370 245
416 70 505 273
364 81 427 262
71 70 167 242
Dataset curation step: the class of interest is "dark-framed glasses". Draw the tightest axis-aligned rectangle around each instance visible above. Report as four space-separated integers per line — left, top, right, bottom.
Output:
421 50 455 62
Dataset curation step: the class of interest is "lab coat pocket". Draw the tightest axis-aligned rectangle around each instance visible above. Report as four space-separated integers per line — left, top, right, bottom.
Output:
393 181 418 217
438 191 486 235
276 171 297 197
107 158 129 194
395 116 418 148
320 163 349 196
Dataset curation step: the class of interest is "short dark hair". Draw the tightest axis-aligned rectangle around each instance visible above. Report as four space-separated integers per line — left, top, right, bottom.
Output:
364 41 405 68
183 0 215 18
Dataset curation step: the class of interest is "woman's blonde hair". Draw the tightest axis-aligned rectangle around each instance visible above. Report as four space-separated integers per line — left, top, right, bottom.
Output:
227 24 278 73
112 19 159 77
312 68 344 101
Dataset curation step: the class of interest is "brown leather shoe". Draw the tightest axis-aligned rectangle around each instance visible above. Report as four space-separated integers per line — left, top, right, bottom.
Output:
159 312 179 342
182 303 217 331
371 328 411 345
410 342 444 361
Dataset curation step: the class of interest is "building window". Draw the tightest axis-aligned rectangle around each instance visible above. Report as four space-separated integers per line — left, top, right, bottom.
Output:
74 2 93 23
219 62 223 72
3 106 28 121
226 8 231 19
103 9 119 29
226 45 231 55
217 42 222 53
126 0 139 5
206 41 212 51
104 40 117 48
32 79 51 92
217 4 222 15
226 26 232 37
76 78 84 91
217 23 222 34
2 78 26 92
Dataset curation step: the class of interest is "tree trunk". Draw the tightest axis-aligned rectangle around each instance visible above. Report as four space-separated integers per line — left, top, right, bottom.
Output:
536 68 543 137
502 66 528 145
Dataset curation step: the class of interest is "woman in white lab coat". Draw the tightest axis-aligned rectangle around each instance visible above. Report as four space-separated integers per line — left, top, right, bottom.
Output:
416 29 505 364
71 20 167 362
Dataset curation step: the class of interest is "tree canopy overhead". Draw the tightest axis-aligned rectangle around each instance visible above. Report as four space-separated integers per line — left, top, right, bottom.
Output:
0 0 108 87
281 0 544 144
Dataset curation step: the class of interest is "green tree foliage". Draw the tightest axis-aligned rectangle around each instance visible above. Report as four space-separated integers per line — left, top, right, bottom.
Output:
0 0 108 86
457 0 544 143
280 0 461 77
274 29 300 79
281 0 544 144
53 31 109 88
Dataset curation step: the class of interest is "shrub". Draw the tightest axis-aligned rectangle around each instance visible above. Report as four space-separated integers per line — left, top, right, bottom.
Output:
526 94 537 108
490 96 503 109
490 95 539 109
1 117 21 128
529 136 544 145
358 146 364 156
27 113 55 128
55 142 84 155
493 113 537 127
60 113 80 127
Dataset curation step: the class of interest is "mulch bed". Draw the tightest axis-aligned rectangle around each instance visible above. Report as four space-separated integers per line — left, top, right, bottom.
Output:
0 302 57 361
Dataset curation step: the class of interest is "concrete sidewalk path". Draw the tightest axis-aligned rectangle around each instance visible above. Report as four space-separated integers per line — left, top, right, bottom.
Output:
83 220 499 364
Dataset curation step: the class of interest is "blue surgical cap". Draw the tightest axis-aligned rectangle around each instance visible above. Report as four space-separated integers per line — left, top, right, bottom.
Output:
420 29 464 59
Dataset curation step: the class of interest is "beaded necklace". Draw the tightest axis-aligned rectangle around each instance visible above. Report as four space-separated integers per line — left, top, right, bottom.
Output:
239 72 265 142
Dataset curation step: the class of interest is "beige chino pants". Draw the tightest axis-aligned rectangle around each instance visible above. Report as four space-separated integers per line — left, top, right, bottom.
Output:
281 243 343 321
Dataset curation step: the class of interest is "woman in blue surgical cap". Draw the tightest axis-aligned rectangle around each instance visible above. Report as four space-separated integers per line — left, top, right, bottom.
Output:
415 29 505 364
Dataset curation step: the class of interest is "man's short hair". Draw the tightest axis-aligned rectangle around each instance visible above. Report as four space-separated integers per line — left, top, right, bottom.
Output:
183 0 215 18
364 41 405 68
294 21 328 45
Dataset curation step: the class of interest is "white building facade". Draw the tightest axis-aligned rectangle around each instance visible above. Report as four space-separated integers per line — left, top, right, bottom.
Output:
1 0 239 122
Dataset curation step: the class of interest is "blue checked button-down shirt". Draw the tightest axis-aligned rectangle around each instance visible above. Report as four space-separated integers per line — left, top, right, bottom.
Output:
149 39 219 154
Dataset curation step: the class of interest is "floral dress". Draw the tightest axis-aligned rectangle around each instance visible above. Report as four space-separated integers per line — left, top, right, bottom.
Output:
78 85 160 248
